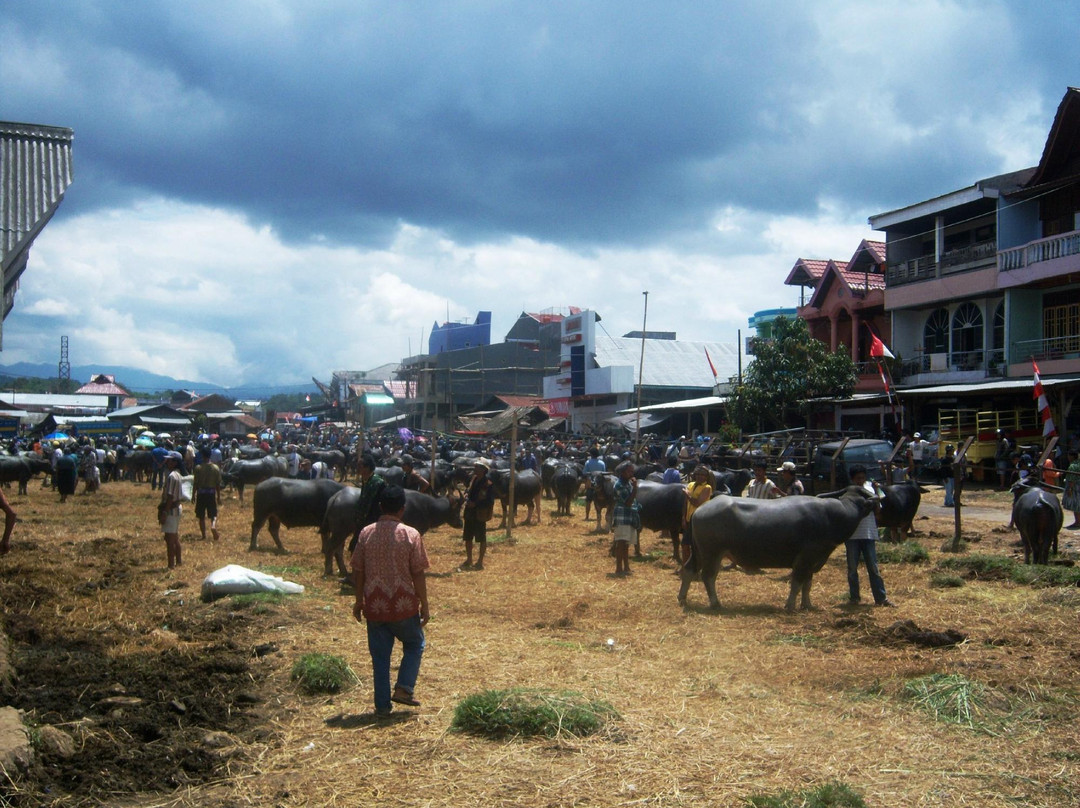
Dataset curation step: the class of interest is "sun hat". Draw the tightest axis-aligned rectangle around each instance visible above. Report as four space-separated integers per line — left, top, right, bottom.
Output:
473 458 491 470
165 451 183 462
777 461 797 473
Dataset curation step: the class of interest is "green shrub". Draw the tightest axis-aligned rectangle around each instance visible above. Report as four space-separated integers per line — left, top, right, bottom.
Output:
746 781 868 808
877 540 929 564
451 688 618 738
230 591 288 611
290 653 357 694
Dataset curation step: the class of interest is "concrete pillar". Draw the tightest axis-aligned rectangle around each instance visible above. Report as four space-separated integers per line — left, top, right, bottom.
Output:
851 311 861 362
830 316 839 352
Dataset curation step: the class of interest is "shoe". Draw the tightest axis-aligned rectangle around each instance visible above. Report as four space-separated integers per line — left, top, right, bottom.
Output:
391 688 420 707
375 707 394 718
876 599 896 607
849 596 862 604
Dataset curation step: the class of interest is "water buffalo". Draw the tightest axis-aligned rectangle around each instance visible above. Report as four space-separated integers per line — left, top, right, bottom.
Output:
679 487 877 612
552 462 582 516
320 488 464 576
491 468 543 526
300 448 347 476
713 468 753 498
635 481 688 561
1011 483 1062 565
249 477 345 552
117 449 154 483
0 454 53 494
878 479 922 541
223 456 288 504
586 472 616 532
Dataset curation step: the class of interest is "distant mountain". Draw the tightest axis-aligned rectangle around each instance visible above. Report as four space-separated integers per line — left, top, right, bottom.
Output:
0 362 318 399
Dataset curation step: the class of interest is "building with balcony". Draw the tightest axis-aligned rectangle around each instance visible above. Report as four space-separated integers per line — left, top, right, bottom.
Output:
867 86 1080 436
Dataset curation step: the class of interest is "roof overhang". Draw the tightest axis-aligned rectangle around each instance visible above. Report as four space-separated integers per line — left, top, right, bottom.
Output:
896 375 1080 397
869 185 993 230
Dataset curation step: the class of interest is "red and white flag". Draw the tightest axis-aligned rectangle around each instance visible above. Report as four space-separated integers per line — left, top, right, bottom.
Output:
869 332 895 360
1032 360 1057 438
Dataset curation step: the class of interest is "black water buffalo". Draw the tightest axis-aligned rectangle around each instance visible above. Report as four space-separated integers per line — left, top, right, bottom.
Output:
249 477 345 552
491 468 543 526
541 457 562 499
320 488 464 576
117 449 154 482
634 481 688 560
223 456 288 504
0 454 52 494
236 445 268 460
878 479 922 541
1012 483 1063 565
713 468 753 497
679 487 876 612
376 466 406 487
552 463 582 517
586 472 616 532
301 448 347 475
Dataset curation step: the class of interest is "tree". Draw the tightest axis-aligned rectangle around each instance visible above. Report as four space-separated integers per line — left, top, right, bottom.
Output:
727 316 857 432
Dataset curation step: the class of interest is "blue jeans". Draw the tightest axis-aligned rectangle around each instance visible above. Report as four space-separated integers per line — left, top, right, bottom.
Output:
845 540 887 604
366 615 425 712
943 477 954 507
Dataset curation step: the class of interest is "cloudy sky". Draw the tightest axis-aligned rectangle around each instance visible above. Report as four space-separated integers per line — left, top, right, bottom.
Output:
2 1 1077 388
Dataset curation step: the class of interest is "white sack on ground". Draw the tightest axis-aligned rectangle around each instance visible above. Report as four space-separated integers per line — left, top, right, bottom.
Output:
200 564 305 602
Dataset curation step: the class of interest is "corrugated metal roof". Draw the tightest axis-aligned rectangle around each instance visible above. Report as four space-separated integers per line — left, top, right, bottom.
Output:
0 393 108 409
1 122 74 341
592 337 740 388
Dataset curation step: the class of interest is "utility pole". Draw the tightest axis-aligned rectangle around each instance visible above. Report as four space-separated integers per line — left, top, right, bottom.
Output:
633 291 648 458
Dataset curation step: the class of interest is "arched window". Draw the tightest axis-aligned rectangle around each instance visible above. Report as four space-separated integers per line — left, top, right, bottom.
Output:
924 308 949 354
952 302 984 367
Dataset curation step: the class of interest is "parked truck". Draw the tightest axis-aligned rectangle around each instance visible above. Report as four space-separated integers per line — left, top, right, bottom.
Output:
936 407 1042 480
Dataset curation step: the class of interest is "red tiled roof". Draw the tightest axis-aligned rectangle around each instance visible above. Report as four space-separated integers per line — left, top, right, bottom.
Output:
838 268 886 291
384 380 413 399
783 258 830 287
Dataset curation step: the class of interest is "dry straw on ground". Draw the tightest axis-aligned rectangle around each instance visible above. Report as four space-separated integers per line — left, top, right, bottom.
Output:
1 480 1078 807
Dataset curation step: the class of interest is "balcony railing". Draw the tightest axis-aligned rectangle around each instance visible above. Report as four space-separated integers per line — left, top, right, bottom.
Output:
1012 335 1080 362
999 230 1080 271
897 348 1005 380
886 240 996 286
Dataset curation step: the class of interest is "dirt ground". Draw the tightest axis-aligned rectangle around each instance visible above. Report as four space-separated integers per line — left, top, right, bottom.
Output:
1 477 1078 807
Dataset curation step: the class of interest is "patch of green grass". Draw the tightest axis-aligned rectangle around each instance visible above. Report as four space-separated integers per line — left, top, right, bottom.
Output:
229 591 288 613
257 563 305 576
929 571 966 588
451 688 619 739
904 673 987 730
746 781 868 808
937 554 1080 587
290 652 357 695
631 549 666 563
877 540 930 564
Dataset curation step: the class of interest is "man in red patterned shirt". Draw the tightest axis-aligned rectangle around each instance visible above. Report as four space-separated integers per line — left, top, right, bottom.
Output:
351 485 430 717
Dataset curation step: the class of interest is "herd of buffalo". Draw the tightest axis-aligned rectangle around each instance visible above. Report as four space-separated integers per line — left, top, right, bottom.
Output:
2 433 1063 611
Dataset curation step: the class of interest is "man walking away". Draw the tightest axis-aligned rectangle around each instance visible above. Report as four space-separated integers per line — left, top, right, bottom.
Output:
351 485 429 718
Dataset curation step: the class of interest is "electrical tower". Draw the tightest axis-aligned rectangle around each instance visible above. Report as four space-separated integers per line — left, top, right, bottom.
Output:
58 336 70 383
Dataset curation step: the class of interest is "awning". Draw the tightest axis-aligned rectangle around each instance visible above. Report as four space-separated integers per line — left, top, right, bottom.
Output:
617 395 726 415
604 412 667 432
375 413 408 425
362 394 395 406
898 375 1080 397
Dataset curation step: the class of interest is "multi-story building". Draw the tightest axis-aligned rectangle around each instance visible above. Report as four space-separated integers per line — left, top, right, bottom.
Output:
868 86 1080 435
